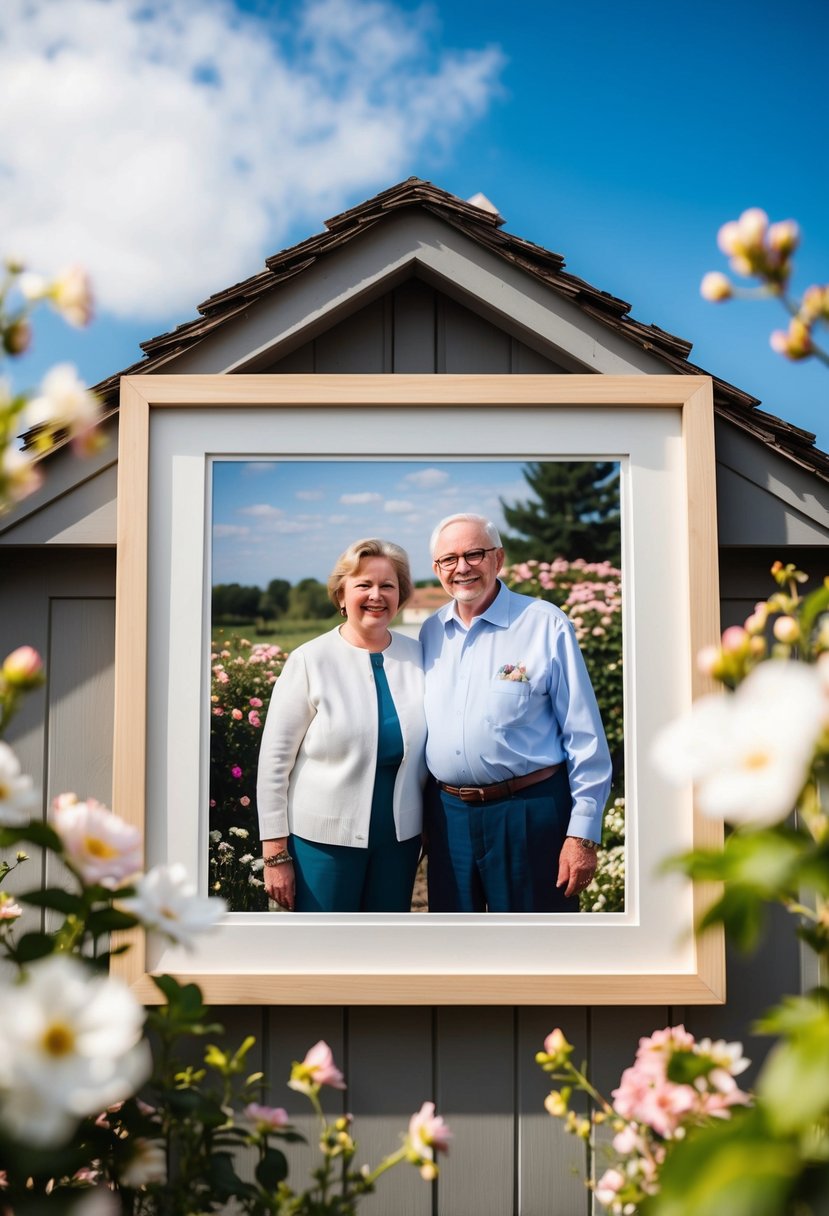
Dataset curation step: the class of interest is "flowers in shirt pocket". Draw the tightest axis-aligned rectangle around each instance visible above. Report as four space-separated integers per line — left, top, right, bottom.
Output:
496 663 529 682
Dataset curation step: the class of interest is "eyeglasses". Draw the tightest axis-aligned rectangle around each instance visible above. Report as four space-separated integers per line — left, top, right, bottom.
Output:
433 547 497 572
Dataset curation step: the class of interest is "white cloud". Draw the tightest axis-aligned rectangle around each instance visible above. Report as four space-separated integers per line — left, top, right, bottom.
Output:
340 491 382 505
384 498 415 513
239 503 284 518
213 523 250 539
1 0 504 320
402 467 450 489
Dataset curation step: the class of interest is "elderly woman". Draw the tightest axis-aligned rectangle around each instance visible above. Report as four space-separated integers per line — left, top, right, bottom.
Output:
256 538 426 912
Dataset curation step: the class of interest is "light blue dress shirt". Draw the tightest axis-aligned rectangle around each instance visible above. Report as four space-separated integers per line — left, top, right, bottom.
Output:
420 581 612 842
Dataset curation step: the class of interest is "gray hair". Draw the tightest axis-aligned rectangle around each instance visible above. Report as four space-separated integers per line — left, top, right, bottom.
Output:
327 538 414 608
429 513 502 557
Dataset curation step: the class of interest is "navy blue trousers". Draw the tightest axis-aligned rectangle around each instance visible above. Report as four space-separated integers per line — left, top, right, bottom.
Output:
425 769 579 913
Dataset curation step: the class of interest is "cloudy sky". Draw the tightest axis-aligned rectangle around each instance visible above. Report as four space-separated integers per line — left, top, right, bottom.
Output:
5 0 828 449
212 458 532 582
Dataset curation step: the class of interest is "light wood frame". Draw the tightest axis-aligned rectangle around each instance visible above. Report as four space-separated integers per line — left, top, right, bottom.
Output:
113 374 724 1005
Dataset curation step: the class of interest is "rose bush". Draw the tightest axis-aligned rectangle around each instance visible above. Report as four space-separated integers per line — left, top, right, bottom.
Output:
209 635 287 910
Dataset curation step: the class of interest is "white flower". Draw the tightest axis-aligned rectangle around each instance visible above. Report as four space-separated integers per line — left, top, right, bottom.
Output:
0 955 150 1146
50 266 94 327
52 794 142 889
0 742 39 826
1 445 43 506
24 363 99 435
652 660 824 827
120 863 226 948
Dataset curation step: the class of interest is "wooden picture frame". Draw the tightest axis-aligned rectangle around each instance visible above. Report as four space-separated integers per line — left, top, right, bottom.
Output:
112 374 724 1005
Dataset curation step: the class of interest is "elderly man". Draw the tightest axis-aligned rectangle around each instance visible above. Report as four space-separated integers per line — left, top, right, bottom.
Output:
420 513 612 913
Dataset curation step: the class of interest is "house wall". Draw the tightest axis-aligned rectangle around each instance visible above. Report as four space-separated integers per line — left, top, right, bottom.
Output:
1 275 826 1214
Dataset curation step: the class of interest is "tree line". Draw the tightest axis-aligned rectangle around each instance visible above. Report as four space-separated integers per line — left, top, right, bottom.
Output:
212 577 338 623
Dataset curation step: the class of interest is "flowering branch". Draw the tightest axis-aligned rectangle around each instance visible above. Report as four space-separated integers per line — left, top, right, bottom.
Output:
700 208 829 367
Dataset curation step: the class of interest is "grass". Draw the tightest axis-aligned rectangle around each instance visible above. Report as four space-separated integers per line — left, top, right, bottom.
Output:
213 618 338 652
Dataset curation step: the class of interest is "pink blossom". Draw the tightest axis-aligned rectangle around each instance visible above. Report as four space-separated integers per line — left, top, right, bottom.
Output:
407 1101 452 1178
249 697 263 708
245 1102 290 1131
240 796 251 807
231 708 244 720
213 707 224 716
52 795 142 888
595 1168 625 1206
288 1040 346 1095
231 765 243 779
248 710 261 727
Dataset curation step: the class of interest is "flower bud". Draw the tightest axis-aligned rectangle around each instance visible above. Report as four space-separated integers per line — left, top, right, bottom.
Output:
2 645 44 689
770 318 812 360
700 272 732 302
3 317 32 356
772 615 800 644
767 220 799 257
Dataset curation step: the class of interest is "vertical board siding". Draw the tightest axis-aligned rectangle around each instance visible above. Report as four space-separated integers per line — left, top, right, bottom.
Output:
517 1008 591 1216
263 1005 347 1190
347 1006 434 1216
435 1007 515 1216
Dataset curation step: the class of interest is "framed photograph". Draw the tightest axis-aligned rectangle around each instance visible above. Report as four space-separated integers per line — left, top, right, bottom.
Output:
113 374 725 1005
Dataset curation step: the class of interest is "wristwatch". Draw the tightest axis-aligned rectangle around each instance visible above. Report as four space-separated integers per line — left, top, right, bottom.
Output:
568 836 598 851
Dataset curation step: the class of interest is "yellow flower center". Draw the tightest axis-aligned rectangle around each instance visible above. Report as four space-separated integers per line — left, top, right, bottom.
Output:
742 751 770 771
0 782 10 799
84 835 119 859
159 905 178 921
41 1021 76 1057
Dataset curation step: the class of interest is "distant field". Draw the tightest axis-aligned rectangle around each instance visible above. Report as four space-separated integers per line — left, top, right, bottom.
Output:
212 612 415 653
212 618 338 652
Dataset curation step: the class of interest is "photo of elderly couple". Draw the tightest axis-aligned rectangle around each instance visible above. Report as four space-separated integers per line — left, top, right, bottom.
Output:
209 459 624 915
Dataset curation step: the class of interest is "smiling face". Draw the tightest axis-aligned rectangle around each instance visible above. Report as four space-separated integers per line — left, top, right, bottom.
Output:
338 556 401 649
432 519 504 624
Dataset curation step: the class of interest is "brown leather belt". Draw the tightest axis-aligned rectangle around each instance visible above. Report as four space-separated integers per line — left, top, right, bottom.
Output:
437 763 562 804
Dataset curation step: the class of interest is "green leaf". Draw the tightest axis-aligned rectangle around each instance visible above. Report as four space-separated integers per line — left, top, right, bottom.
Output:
12 932 56 963
647 1111 800 1216
756 1003 829 1134
85 907 140 934
800 584 829 651
0 822 62 853
18 887 83 914
256 1146 289 1191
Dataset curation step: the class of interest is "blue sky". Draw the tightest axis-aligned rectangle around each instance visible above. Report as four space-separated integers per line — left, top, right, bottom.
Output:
6 0 828 450
212 459 532 582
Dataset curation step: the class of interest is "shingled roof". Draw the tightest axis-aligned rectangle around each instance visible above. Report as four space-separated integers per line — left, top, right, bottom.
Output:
77 176 829 482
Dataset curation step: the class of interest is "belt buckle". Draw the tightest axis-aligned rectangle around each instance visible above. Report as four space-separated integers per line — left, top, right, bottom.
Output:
458 786 486 803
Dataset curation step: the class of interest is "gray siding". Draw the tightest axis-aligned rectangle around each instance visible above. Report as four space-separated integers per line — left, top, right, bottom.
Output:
2 274 825 1212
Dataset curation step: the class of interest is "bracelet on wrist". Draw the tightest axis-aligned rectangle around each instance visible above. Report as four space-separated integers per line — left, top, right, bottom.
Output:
264 850 293 867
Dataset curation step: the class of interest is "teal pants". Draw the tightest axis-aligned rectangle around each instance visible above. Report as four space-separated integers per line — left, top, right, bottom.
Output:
290 762 420 912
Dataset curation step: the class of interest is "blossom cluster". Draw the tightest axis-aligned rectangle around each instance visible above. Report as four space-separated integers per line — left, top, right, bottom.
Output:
701 208 829 365
537 1025 751 1214
209 825 268 912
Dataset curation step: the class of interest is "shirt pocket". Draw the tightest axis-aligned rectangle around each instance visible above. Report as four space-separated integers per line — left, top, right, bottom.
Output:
487 678 531 725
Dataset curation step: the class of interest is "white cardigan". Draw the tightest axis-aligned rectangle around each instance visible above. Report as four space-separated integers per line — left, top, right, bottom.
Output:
256 627 427 847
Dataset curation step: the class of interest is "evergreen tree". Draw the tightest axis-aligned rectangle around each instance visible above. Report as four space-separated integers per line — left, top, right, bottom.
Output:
500 461 621 564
